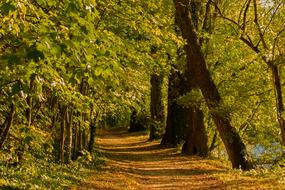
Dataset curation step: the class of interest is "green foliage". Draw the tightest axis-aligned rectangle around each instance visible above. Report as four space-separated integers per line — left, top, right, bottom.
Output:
0 0 179 187
0 154 102 190
0 0 284 186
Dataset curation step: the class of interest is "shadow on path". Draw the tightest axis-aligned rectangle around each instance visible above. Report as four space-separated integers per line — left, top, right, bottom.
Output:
75 128 227 190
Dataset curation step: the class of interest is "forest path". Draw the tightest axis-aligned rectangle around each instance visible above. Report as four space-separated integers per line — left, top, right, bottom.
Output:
74 128 228 190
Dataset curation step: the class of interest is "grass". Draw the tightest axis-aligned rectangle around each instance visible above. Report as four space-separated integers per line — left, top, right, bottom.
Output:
214 167 285 189
0 151 104 190
2 127 285 190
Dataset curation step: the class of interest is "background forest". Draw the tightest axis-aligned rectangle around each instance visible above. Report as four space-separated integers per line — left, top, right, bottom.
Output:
0 0 285 189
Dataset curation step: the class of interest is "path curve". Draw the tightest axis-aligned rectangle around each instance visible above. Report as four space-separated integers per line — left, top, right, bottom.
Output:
76 128 227 190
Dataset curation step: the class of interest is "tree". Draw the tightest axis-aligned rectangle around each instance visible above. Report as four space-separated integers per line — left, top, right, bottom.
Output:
161 66 186 146
212 0 285 146
173 0 253 170
149 70 165 140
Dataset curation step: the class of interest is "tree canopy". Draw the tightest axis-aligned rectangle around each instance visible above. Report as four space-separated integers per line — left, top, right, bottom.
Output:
0 0 285 189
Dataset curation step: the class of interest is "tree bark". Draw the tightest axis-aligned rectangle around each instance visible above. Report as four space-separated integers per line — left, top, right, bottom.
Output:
0 104 15 148
59 105 67 164
25 78 35 128
73 120 78 160
174 0 252 170
161 67 186 146
182 107 208 156
88 123 96 152
269 64 285 146
149 72 165 140
82 129 87 149
65 108 73 163
78 123 82 152
88 108 97 152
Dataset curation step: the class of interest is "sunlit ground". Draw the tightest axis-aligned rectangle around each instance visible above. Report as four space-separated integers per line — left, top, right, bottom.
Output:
72 128 285 190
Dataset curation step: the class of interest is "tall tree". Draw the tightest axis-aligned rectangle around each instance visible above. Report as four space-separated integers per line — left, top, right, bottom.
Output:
161 66 186 146
173 0 253 169
212 0 285 146
149 70 165 140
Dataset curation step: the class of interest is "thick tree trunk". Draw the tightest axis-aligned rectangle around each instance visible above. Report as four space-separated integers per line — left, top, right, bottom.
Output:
161 68 186 146
174 0 252 170
182 107 208 156
149 72 164 140
88 123 96 152
0 104 15 148
269 64 285 146
161 101 185 146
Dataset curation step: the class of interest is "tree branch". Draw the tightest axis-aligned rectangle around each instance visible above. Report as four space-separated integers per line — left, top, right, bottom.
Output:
241 0 252 32
273 27 285 59
240 35 259 53
239 101 262 133
253 0 268 50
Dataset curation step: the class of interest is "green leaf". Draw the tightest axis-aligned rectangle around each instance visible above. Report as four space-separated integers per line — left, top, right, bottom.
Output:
0 2 16 15
23 136 34 145
26 48 44 62
11 82 22 96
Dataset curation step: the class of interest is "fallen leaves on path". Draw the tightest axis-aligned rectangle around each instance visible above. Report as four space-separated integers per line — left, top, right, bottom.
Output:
72 128 285 190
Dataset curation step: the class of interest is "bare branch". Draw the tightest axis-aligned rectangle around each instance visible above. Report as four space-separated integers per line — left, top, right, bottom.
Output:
253 0 268 50
273 27 285 59
241 0 252 32
202 0 211 33
239 101 262 133
240 35 259 53
262 2 282 41
210 0 241 28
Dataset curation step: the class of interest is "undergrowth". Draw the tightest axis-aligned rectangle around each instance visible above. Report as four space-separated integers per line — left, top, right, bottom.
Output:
0 151 104 190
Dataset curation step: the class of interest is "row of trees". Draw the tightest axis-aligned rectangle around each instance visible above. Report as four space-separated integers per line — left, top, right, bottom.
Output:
0 0 177 164
0 0 284 171
148 0 285 170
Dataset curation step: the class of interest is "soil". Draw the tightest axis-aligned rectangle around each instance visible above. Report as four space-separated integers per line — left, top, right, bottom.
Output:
73 128 230 190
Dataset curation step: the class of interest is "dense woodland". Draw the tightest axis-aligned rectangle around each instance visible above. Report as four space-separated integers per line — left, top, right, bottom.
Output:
0 0 285 189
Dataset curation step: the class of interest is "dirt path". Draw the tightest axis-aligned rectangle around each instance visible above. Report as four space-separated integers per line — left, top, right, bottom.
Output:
75 128 228 190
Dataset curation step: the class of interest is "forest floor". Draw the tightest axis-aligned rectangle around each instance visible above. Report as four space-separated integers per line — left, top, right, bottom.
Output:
72 128 285 190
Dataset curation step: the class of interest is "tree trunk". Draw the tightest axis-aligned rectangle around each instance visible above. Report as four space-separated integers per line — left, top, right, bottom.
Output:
59 105 67 164
161 101 185 147
182 107 208 156
88 108 96 152
88 123 96 152
174 0 252 170
161 67 186 146
0 104 15 148
149 72 164 140
73 121 78 160
25 78 35 128
78 123 82 152
269 64 285 146
82 129 87 149
65 108 73 163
